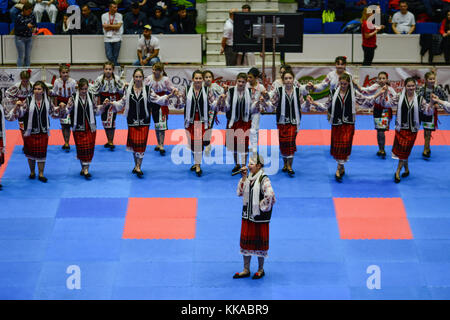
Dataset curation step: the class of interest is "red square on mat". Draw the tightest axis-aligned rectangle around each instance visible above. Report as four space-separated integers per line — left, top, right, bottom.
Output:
333 198 413 240
122 198 197 239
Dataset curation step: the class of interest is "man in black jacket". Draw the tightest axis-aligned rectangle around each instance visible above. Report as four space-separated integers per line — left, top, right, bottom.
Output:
169 5 196 34
80 4 101 34
123 2 147 34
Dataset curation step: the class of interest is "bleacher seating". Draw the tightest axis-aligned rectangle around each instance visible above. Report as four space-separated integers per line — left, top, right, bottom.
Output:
323 21 344 34
415 22 439 34
303 18 323 34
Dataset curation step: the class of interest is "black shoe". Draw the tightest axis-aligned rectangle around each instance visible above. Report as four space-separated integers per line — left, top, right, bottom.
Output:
287 169 295 177
80 170 84 176
29 173 36 180
335 172 342 183
401 171 410 178
38 176 48 183
62 144 68 150
109 145 115 151
159 149 166 156
231 165 241 175
394 173 401 183
376 150 382 157
196 167 203 177
132 168 137 174
0 184 3 190
252 271 265 279
136 170 144 178
422 150 431 158
154 146 160 151
233 271 251 279
104 143 111 149
84 173 92 180
282 166 288 172
340 169 345 177
190 165 196 171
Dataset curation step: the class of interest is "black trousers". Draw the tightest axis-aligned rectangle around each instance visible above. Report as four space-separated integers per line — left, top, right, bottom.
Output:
443 36 450 64
362 45 376 66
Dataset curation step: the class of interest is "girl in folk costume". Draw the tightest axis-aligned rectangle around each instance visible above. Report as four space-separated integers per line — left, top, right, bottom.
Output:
246 67 266 154
356 71 397 158
89 61 125 151
12 81 71 183
385 78 433 183
233 154 275 280
51 64 77 152
107 68 176 177
262 70 313 176
144 62 174 156
202 70 224 156
3 70 33 151
174 70 220 177
313 56 356 93
66 78 105 180
308 73 383 182
220 73 260 175
417 71 448 158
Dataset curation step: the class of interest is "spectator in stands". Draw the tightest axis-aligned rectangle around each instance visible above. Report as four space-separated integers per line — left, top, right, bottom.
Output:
56 12 78 34
101 1 124 66
237 4 255 66
391 1 415 34
33 0 58 23
133 24 160 66
169 5 196 34
124 2 147 34
220 8 238 66
80 4 101 34
15 2 36 67
10 0 31 25
361 6 384 65
139 0 170 18
148 5 170 34
440 10 450 64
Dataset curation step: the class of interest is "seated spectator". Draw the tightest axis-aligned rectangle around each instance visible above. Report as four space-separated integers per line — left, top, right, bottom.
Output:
391 0 415 34
148 5 170 34
80 4 101 34
123 1 147 34
56 12 78 34
440 10 450 64
10 0 32 24
139 0 170 17
34 0 58 23
169 4 195 34
133 24 160 66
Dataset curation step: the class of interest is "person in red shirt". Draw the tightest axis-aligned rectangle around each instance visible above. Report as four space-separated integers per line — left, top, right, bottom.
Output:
361 6 385 66
440 10 450 64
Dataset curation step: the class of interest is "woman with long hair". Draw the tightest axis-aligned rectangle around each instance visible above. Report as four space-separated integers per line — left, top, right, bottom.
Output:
107 68 177 177
89 61 125 151
417 71 447 158
144 62 175 156
11 81 71 182
51 64 77 152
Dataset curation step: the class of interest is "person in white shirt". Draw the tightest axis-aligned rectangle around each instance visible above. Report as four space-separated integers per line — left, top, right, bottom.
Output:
133 25 161 66
220 8 238 66
101 2 124 66
33 0 58 24
392 1 416 35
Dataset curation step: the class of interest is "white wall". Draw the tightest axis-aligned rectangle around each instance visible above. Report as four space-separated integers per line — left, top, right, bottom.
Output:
285 34 446 64
2 34 202 65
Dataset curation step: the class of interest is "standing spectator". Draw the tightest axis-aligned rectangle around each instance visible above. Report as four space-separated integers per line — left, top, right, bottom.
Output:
220 8 238 66
133 24 160 66
237 4 255 66
33 0 58 23
80 4 101 34
148 5 170 34
15 2 36 67
169 5 196 34
440 10 450 64
123 1 147 34
361 6 384 66
101 1 124 66
391 1 416 34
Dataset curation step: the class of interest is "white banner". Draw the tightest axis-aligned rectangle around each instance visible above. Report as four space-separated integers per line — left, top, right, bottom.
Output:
0 68 43 100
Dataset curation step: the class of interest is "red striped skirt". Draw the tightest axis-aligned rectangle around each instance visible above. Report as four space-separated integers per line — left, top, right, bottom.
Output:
226 120 252 154
277 123 298 157
392 129 418 160
23 133 49 161
330 124 355 161
185 112 206 152
240 219 269 257
127 125 150 154
73 128 96 163
0 137 4 166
